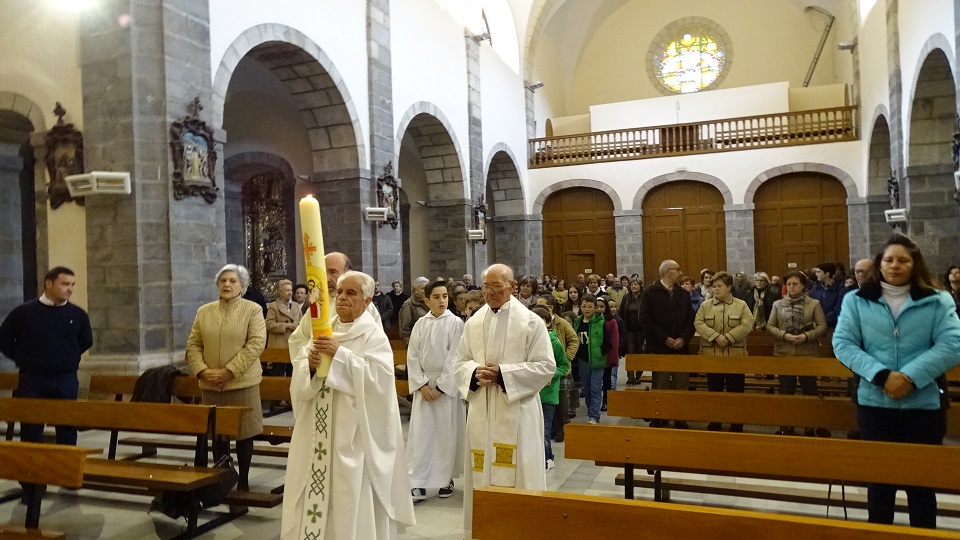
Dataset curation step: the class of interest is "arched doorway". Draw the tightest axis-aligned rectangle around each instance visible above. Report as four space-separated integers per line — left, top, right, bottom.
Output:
542 187 615 281
485 148 525 271
866 115 892 256
0 109 37 321
754 173 849 276
641 181 726 280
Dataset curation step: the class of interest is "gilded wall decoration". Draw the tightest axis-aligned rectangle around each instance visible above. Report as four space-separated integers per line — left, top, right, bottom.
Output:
170 97 218 203
44 103 84 210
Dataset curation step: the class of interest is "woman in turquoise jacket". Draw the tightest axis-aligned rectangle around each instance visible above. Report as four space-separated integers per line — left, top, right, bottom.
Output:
833 233 960 529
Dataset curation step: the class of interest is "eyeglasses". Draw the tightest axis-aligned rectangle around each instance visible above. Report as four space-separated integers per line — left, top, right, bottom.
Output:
482 281 510 291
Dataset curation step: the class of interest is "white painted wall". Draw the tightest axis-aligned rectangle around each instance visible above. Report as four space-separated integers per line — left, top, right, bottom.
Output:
480 45 529 197
590 83 790 132
898 0 956 167
391 0 470 195
209 0 370 166
856 0 890 196
527 140 863 214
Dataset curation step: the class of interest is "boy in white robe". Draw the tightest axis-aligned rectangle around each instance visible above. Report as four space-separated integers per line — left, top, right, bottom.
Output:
407 280 466 501
281 271 415 540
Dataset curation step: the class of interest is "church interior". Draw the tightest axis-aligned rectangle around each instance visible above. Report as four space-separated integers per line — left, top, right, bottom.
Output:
1 0 959 538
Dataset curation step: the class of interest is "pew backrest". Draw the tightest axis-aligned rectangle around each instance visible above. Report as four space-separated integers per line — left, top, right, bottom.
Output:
0 440 94 488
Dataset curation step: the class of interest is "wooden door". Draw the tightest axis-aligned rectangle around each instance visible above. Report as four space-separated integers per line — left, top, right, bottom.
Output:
543 188 616 280
642 181 726 281
754 173 848 277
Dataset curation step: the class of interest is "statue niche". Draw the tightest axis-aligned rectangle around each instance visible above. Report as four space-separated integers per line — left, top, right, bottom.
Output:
242 172 293 294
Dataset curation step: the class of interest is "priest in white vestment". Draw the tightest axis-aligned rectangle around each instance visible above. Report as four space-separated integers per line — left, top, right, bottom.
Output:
407 280 466 500
453 264 556 538
281 271 415 540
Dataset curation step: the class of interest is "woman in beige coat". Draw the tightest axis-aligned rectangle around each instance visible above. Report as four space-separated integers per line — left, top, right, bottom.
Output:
766 270 828 436
186 264 266 491
265 279 301 376
694 271 754 432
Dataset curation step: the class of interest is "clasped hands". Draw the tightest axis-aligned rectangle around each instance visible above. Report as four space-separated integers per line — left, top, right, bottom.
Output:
309 335 341 370
419 385 443 402
883 371 914 399
200 368 235 389
664 337 686 350
783 332 808 344
476 363 502 388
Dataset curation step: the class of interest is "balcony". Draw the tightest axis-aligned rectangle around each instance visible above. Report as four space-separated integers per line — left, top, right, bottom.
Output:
528 106 858 169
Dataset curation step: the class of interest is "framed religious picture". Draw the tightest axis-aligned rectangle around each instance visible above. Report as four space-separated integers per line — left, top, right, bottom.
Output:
376 162 400 229
170 97 218 203
44 103 85 210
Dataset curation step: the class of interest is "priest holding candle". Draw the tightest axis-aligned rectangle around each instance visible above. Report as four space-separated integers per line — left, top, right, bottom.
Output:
282 195 415 540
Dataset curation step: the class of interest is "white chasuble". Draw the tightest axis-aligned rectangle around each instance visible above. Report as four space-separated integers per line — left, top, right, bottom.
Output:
406 310 466 489
281 311 415 540
452 297 555 537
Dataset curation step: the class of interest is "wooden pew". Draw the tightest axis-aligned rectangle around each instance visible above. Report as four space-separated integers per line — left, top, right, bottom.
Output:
607 388 960 437
473 487 960 540
0 398 246 538
0 441 97 538
260 348 290 364
565 424 960 506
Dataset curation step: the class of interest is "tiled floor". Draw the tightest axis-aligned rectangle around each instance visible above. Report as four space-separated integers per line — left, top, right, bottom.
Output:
1 378 959 539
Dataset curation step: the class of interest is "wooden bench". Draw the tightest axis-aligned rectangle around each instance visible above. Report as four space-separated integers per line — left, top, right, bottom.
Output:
0 440 97 538
0 398 246 538
565 423 960 512
473 487 959 539
260 348 290 364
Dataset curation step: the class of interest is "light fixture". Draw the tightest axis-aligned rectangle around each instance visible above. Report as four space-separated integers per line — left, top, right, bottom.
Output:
65 171 131 196
364 207 389 223
525 81 544 92
883 208 907 224
471 32 491 44
467 229 486 241
838 40 857 52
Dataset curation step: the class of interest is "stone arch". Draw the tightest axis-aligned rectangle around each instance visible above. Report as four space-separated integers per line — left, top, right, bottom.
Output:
394 102 468 200
866 112 892 197
532 179 622 214
0 91 46 131
211 24 366 172
632 171 733 209
905 39 955 168
744 163 858 203
483 143 525 216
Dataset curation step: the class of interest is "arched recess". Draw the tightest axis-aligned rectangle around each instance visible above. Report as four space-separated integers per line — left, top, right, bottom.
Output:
542 187 615 280
866 112 892 197
484 145 525 266
211 24 366 173
632 171 733 209
532 179 622 214
904 44 958 272
744 163 858 202
640 181 726 281
0 92 45 322
396 105 470 278
223 152 297 297
753 173 849 277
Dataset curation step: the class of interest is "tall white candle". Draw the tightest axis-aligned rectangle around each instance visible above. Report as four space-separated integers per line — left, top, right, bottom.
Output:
299 194 333 377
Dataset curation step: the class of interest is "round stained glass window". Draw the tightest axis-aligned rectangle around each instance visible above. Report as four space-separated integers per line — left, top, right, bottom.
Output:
648 18 731 95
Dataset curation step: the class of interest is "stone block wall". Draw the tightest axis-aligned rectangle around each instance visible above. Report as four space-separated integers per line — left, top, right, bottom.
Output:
724 205 756 275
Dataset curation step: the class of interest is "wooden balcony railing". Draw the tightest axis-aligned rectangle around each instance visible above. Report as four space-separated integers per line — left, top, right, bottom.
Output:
529 106 858 168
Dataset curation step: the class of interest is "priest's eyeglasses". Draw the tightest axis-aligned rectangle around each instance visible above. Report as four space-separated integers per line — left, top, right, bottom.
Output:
482 281 509 291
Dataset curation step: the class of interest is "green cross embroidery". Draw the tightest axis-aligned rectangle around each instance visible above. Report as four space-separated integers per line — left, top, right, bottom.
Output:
314 442 327 461
319 383 331 398
307 503 323 524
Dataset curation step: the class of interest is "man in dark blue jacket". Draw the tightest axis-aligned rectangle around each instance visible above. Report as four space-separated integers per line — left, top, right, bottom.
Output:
810 262 843 328
0 266 92 445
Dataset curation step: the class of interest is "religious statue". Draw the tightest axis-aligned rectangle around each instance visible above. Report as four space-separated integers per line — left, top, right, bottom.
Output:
170 97 218 203
44 103 85 209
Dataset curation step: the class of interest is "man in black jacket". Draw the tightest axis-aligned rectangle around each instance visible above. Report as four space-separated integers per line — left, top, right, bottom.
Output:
638 260 695 428
0 266 92 445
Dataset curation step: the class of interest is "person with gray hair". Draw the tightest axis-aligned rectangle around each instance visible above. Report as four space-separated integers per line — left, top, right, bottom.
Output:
283 269 415 538
186 263 266 491
399 276 431 345
453 263 555 538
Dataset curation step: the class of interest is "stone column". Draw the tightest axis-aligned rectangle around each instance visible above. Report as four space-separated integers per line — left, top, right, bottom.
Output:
428 200 474 277
465 35 487 273
886 0 905 176
724 204 756 275
0 148 23 323
490 214 542 277
904 163 960 272
614 209 643 277
310 170 374 271
367 0 402 283
846 197 870 264
79 0 223 379
862 194 892 257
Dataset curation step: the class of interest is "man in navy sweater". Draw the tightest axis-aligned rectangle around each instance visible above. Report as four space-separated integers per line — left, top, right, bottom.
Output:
0 266 92 445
